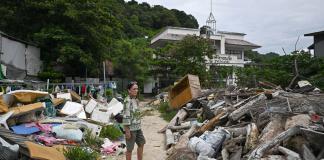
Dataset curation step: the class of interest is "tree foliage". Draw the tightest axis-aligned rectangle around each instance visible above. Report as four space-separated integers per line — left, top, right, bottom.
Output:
237 51 324 89
154 36 214 85
0 0 198 80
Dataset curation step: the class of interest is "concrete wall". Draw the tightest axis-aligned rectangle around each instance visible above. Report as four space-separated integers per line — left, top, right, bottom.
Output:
314 34 324 57
0 35 42 79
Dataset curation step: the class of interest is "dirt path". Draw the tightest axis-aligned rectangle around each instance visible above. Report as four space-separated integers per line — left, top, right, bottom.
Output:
112 99 168 160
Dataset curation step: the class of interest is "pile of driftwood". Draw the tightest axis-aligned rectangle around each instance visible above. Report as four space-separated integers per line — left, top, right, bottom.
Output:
159 82 324 160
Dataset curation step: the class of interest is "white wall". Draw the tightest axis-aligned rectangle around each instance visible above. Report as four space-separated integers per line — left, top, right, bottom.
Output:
1 37 26 70
1 36 42 77
26 45 42 76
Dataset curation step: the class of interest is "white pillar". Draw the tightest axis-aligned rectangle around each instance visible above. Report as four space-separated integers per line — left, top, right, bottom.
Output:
221 36 225 54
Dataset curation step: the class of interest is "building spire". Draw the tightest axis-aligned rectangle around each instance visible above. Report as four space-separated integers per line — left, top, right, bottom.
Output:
206 0 217 35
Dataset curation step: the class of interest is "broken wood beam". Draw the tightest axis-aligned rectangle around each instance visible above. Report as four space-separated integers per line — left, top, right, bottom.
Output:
244 123 259 153
248 126 301 160
229 94 267 121
168 124 191 131
197 110 226 135
165 129 175 149
225 126 247 137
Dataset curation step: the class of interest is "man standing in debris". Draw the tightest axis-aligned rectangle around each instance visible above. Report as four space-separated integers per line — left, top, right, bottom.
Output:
123 81 146 160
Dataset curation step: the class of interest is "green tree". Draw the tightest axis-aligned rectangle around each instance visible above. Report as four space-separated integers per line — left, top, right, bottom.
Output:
154 35 214 85
110 38 153 83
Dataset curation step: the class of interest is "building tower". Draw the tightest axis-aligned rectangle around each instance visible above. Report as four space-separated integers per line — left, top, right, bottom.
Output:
206 0 217 35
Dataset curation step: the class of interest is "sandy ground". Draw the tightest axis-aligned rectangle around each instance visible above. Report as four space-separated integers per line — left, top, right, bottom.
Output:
106 98 168 160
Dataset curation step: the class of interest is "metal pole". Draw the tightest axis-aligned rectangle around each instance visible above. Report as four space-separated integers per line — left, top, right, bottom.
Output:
103 61 106 97
46 79 49 91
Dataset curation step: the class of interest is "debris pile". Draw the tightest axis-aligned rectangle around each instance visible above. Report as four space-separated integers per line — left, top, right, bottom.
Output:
0 87 126 160
158 75 324 160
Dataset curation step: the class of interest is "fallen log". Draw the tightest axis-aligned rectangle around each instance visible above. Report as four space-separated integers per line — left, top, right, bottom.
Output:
165 129 175 149
244 123 259 153
258 115 285 144
248 126 301 160
168 123 191 131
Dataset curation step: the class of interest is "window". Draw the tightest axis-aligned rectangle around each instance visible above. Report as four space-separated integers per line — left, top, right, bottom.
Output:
226 49 242 59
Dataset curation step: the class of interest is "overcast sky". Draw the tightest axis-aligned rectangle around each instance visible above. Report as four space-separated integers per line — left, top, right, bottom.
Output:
128 0 324 54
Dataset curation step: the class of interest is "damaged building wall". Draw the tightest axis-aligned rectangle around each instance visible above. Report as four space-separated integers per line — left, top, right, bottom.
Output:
0 32 42 79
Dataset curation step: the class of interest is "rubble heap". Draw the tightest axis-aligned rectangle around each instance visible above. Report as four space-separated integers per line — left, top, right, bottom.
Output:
0 88 126 160
157 75 324 160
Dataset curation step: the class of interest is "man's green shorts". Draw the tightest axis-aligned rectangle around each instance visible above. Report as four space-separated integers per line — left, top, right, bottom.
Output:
126 129 146 151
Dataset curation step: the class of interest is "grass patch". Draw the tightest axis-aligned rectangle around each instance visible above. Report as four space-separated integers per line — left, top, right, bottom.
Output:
158 102 177 122
99 125 123 140
64 146 99 160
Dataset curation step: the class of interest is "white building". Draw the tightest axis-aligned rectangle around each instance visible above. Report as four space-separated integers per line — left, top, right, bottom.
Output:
144 7 261 93
150 26 261 68
0 31 42 79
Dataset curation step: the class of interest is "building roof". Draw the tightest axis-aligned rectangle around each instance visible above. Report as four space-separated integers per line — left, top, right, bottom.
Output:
304 30 324 36
225 39 261 48
0 30 38 46
150 26 199 41
308 43 314 49
218 31 246 36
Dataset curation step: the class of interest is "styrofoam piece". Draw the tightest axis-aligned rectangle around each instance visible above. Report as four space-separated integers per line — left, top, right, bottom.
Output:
91 106 110 124
85 99 98 114
107 98 123 116
298 80 312 88
56 93 72 101
61 101 85 116
77 108 87 119
76 121 102 136
81 100 89 105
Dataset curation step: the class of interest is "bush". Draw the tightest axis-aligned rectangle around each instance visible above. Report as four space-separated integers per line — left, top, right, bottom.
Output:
99 125 123 140
158 102 177 122
64 147 99 160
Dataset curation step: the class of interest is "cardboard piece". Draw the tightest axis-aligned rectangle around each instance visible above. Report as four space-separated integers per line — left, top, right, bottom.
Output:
8 90 48 103
69 90 81 102
25 141 66 160
51 98 66 107
0 95 9 113
169 74 202 109
9 102 44 117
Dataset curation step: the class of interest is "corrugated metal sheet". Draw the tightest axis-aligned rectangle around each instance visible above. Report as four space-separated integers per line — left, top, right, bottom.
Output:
0 127 30 156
